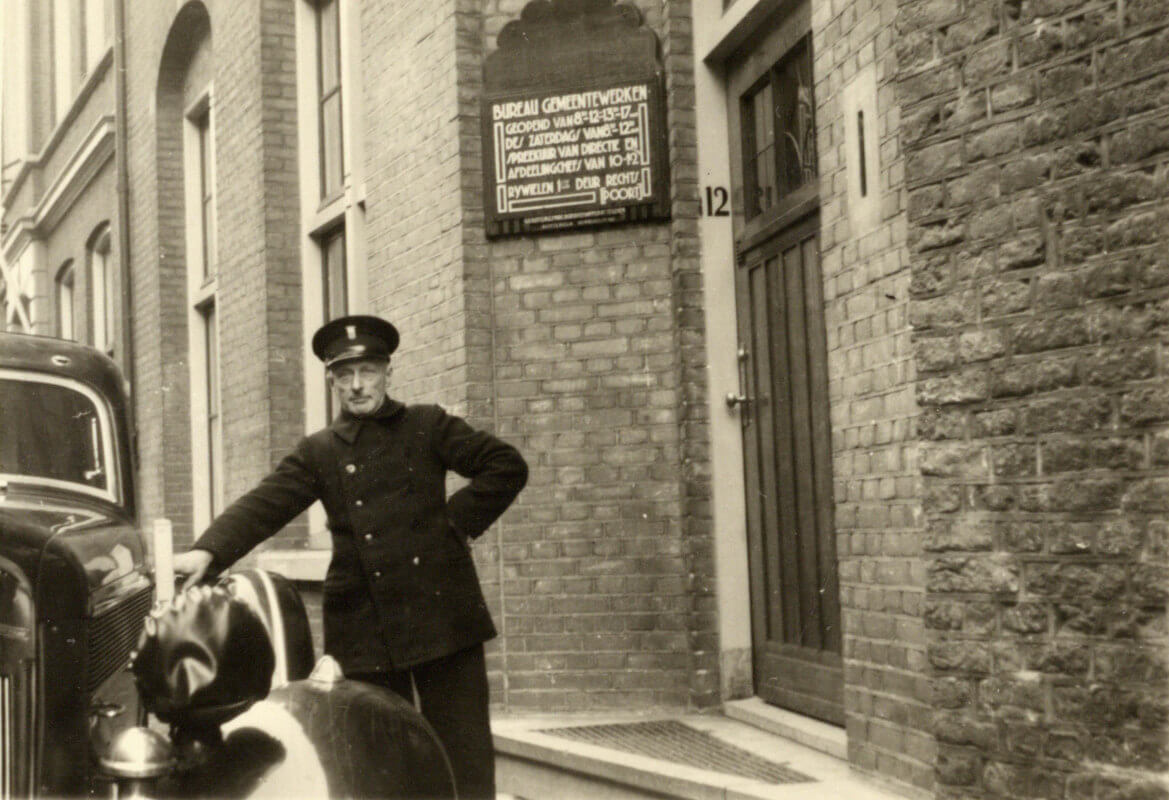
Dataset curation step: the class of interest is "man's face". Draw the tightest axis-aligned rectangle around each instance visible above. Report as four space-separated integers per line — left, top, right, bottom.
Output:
328 358 391 417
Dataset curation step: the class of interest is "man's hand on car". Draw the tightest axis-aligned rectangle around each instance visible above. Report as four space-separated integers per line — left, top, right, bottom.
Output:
173 549 215 592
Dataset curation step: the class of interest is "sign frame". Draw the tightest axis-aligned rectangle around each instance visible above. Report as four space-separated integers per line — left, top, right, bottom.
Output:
481 72 671 237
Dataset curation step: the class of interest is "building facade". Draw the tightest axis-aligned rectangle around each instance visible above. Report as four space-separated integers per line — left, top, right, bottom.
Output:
1 0 125 368
2 0 1166 797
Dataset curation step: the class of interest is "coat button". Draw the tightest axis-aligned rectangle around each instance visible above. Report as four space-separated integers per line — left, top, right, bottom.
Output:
345 464 356 474
412 556 420 565
373 570 382 579
364 533 373 541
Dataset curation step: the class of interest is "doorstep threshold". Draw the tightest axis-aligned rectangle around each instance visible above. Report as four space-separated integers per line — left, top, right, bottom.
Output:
723 698 848 760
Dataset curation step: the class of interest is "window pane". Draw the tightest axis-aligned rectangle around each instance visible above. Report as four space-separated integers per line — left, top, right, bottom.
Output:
775 38 817 199
84 0 107 72
53 0 75 123
322 228 347 321
743 81 776 218
317 0 344 199
91 248 106 351
318 0 340 94
57 265 74 340
203 303 222 516
321 93 344 197
0 378 109 491
197 111 215 277
103 244 116 351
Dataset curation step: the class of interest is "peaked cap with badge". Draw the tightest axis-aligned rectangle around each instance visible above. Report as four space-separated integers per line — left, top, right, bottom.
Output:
312 315 400 368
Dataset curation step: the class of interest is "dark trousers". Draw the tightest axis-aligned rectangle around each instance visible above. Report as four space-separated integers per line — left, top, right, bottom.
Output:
353 644 494 800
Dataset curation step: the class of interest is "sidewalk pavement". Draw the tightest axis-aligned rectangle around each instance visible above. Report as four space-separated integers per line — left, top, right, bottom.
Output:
492 702 919 800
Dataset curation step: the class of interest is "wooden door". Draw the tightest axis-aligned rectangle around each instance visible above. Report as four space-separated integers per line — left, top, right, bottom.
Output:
735 214 842 724
726 12 843 725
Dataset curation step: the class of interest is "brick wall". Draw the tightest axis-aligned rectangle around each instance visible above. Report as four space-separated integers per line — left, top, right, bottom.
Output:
898 0 1169 796
125 0 203 542
361 0 470 411
125 0 305 548
813 0 934 793
360 0 712 711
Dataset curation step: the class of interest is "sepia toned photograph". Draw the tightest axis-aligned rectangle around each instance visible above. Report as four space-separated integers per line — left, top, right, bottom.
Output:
0 0 1165 797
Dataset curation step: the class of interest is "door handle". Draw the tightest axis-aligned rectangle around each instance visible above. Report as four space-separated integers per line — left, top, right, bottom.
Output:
725 393 750 410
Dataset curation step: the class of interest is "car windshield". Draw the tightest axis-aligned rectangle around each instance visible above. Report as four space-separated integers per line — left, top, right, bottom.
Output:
0 374 116 499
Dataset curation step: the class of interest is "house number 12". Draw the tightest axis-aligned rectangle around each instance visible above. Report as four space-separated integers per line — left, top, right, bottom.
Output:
701 186 730 217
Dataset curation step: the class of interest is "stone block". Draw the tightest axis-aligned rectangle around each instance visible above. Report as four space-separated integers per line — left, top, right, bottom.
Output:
1061 225 1106 263
967 121 1020 161
921 442 988 478
935 747 981 785
1084 172 1159 214
991 76 1036 111
928 554 1019 594
981 278 1032 318
968 204 1015 240
1013 312 1091 354
1085 256 1147 298
928 640 992 672
925 518 995 551
1121 386 1169 426
1040 62 1092 102
948 164 999 205
899 64 962 106
1002 603 1048 633
992 356 1078 397
918 368 991 405
964 41 1011 83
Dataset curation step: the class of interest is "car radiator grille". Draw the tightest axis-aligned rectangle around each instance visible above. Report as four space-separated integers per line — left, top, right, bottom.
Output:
87 588 153 693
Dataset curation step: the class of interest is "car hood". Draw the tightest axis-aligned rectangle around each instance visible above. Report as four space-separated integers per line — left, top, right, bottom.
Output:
0 490 148 620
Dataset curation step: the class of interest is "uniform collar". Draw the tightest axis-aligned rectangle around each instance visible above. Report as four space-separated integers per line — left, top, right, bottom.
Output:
330 396 404 443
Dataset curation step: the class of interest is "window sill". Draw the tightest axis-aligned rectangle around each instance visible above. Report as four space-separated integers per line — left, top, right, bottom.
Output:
255 548 329 582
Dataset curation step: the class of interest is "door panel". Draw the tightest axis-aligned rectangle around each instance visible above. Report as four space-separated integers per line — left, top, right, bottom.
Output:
735 213 842 725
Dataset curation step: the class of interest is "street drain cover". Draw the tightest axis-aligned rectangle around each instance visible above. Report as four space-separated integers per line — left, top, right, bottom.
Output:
536 720 815 785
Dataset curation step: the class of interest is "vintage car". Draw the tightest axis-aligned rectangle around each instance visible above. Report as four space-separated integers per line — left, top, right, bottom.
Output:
0 331 454 799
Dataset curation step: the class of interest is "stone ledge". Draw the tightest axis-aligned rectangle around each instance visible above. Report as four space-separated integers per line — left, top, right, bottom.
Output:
723 698 848 760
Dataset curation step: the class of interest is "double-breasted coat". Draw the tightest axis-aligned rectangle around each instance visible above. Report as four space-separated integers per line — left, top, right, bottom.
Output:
194 398 528 673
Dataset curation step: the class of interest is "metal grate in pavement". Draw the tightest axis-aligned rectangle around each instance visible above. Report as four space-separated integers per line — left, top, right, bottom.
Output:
535 719 815 785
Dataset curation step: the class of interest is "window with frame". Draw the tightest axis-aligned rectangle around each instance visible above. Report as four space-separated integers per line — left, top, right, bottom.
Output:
56 262 75 340
200 300 223 516
319 225 347 419
320 226 347 323
741 35 817 220
194 106 216 279
89 227 115 355
51 0 110 125
316 0 345 199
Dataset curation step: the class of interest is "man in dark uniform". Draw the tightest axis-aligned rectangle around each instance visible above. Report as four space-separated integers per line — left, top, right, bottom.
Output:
173 314 527 800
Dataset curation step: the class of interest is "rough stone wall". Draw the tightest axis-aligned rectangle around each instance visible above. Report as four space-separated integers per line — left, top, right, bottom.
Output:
897 0 1169 795
813 0 934 791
